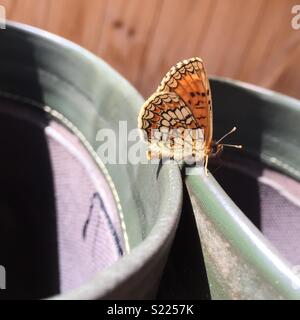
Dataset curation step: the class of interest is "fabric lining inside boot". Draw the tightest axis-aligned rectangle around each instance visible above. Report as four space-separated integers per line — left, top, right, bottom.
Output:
211 154 300 266
0 97 125 299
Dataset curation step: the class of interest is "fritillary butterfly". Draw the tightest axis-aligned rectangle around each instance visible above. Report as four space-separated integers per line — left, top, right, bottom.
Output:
138 57 241 175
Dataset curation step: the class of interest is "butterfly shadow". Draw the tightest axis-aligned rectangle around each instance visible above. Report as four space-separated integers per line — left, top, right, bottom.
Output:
156 178 211 300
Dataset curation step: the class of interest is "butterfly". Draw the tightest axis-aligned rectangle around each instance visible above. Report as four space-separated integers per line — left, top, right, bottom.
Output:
138 57 241 175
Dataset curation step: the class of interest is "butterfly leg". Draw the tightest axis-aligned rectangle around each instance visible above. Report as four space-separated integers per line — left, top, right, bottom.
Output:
147 149 163 161
147 150 152 160
204 154 209 176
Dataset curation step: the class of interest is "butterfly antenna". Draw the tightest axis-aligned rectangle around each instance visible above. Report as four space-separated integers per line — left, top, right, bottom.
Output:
222 144 242 149
216 126 237 145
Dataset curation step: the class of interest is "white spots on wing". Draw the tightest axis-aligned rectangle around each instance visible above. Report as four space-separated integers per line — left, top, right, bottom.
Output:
162 113 171 121
186 117 193 125
181 107 190 118
144 110 154 119
160 126 169 133
161 119 170 127
168 77 178 88
152 96 161 105
178 100 186 107
179 67 186 74
173 71 181 80
168 111 177 119
142 119 149 129
175 109 184 120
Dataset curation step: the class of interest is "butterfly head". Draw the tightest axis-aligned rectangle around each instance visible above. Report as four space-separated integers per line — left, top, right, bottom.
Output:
210 142 224 157
210 127 242 157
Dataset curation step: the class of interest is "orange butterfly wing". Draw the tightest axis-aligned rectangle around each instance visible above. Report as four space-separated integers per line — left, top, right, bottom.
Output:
156 57 212 152
138 91 204 161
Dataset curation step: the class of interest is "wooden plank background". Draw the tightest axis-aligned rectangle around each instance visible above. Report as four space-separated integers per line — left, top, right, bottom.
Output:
2 0 300 99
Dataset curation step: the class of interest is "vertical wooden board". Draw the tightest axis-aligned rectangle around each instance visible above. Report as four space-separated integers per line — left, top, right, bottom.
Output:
1 0 15 15
139 0 213 97
258 1 300 93
5 0 48 28
196 0 266 78
238 0 294 83
97 0 160 87
194 0 232 75
45 0 107 53
4 0 107 53
2 0 300 99
268 43 300 99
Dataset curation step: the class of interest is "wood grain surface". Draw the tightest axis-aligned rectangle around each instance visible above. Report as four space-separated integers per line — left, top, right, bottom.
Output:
2 0 300 99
